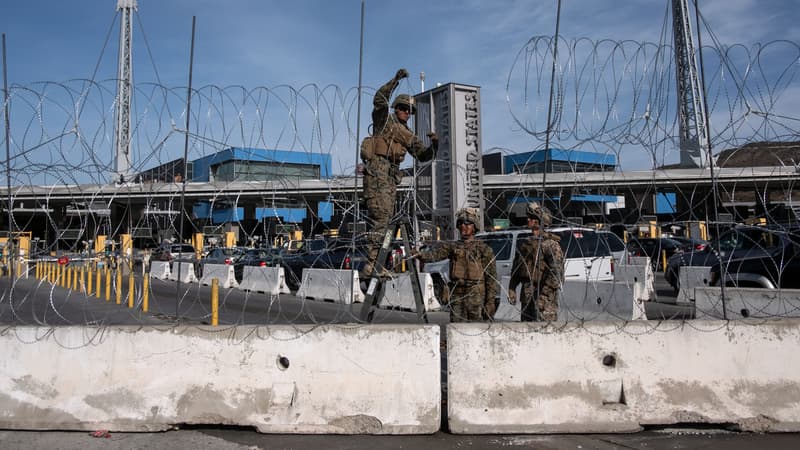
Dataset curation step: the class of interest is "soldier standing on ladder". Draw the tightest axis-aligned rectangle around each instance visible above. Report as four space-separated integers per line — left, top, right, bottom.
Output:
360 68 438 278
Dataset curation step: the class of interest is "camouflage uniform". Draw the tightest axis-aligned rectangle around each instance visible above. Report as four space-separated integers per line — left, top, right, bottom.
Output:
508 203 565 321
363 70 437 275
418 209 497 322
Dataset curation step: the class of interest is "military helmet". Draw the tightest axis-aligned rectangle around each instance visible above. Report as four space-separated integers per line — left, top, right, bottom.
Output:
526 202 552 227
392 94 416 114
456 207 481 231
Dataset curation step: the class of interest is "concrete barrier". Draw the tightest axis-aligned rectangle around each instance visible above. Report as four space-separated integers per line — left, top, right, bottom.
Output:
0 325 441 434
614 264 655 302
296 269 364 304
447 320 800 433
238 266 290 295
559 280 647 321
379 272 441 312
677 266 712 303
149 261 171 280
199 263 239 289
695 287 800 319
168 262 198 283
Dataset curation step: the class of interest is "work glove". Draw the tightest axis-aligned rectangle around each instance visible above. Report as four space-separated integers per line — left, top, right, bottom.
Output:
507 288 517 305
427 132 438 146
395 68 409 80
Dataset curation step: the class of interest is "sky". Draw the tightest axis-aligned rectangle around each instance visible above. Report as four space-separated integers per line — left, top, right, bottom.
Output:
1 0 799 178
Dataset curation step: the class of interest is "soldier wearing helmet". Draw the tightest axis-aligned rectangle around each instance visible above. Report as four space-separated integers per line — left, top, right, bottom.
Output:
361 68 438 278
507 202 564 321
414 207 498 322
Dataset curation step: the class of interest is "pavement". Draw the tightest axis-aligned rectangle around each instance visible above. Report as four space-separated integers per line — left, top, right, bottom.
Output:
1 428 799 449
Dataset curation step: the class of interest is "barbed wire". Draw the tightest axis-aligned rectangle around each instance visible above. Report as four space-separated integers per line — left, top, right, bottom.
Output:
0 37 799 344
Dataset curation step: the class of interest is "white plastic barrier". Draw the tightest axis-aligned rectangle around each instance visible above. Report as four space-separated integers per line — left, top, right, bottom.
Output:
614 264 656 302
296 268 364 304
559 280 647 321
677 266 712 303
167 262 198 283
695 287 800 319
199 263 239 289
624 256 651 266
149 261 171 280
379 272 441 312
238 266 290 295
447 320 800 433
0 325 441 434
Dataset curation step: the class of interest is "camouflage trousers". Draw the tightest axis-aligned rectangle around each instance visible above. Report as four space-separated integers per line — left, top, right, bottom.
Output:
520 282 559 322
450 283 487 323
363 156 400 271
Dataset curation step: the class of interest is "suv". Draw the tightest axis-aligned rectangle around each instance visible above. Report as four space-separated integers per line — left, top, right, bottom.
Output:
666 226 800 291
421 228 532 301
422 227 615 300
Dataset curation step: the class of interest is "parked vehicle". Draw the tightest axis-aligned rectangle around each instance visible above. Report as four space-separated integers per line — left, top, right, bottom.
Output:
670 236 709 252
666 226 800 292
281 238 373 290
597 230 629 264
151 243 196 262
422 227 615 301
627 237 685 269
548 227 615 282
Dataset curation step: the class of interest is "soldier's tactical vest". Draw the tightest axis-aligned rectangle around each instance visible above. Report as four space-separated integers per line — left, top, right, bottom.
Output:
450 244 484 282
360 134 406 164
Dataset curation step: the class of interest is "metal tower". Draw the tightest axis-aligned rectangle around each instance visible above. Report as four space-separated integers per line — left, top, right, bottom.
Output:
114 0 137 181
672 0 711 168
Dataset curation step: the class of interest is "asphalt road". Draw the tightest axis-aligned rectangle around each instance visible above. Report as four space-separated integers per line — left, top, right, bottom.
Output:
0 271 692 326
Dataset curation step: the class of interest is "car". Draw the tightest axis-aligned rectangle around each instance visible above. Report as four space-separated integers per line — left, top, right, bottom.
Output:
151 243 196 262
548 227 615 282
670 236 709 252
281 238 375 290
597 230 629 264
626 237 685 270
666 226 800 292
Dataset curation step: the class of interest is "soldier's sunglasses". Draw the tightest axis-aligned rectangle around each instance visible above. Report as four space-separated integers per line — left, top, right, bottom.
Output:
396 105 412 113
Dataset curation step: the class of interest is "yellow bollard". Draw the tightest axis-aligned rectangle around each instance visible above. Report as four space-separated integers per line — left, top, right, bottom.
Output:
87 266 94 296
73 266 78 291
35 262 39 279
105 268 111 301
211 278 219 326
661 249 668 273
128 271 135 309
65 266 71 289
95 266 101 298
142 276 149 313
115 269 122 305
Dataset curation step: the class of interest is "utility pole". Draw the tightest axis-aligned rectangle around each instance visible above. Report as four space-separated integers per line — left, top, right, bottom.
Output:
672 0 710 169
114 0 137 181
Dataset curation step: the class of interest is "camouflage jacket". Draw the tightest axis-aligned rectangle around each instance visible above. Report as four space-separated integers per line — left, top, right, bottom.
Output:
371 77 436 163
508 232 564 291
419 238 498 301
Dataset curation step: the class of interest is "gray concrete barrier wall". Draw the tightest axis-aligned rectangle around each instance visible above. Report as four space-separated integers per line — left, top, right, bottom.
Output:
695 287 800 319
0 325 441 434
447 321 800 434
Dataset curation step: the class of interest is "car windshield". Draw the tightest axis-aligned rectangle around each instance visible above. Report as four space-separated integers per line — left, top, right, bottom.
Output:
717 229 781 252
599 232 626 252
478 233 519 260
552 230 611 259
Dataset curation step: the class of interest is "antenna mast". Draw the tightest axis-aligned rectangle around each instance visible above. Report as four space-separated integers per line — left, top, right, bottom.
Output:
114 0 137 181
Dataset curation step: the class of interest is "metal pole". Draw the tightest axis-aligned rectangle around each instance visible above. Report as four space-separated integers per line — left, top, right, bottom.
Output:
353 0 365 237
693 0 726 318
541 0 562 211
2 34 14 282
176 16 196 319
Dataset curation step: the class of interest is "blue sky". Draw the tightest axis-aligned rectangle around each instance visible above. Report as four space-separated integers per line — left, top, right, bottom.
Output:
1 0 799 178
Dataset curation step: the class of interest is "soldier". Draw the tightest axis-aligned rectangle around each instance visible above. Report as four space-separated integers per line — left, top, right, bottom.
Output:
414 208 497 322
507 202 565 321
361 68 438 277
